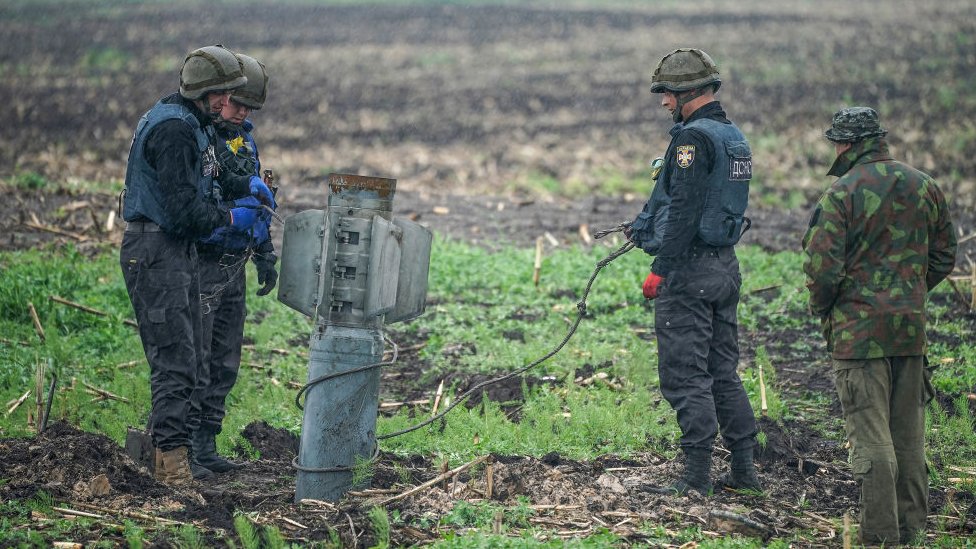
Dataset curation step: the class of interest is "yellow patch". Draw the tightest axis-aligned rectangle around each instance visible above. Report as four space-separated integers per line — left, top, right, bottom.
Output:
227 136 245 155
676 145 695 168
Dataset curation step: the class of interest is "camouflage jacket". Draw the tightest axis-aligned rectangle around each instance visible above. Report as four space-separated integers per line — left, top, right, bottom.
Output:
802 138 956 359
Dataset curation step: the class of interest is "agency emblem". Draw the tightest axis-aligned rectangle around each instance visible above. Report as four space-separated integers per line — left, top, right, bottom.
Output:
202 144 219 177
676 145 695 168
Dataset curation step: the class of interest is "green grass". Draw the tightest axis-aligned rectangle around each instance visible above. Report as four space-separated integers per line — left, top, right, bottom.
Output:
7 171 52 190
1 237 973 546
2 174 123 195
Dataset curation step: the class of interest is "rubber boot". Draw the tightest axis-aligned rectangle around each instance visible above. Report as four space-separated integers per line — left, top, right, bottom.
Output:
646 448 713 496
716 446 761 491
188 446 215 480
154 446 193 486
191 426 243 473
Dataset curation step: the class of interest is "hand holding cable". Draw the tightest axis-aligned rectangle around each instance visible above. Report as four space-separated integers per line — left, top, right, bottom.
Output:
643 271 665 299
228 196 261 230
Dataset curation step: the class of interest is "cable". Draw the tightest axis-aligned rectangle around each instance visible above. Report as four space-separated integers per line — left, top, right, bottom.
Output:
294 335 400 411
292 441 381 473
377 235 634 440
288 224 634 470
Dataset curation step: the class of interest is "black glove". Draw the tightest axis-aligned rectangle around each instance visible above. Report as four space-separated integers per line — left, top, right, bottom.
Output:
253 252 278 296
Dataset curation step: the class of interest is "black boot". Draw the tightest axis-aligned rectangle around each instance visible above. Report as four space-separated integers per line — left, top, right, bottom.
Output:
716 446 761 492
646 448 713 496
191 426 243 473
187 444 215 480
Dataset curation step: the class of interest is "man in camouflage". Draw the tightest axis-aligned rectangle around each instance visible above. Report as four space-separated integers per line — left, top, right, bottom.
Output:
803 106 957 545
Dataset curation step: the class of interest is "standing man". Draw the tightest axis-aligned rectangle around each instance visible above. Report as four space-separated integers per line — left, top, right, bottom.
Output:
120 45 274 486
627 48 760 496
189 53 277 476
803 107 956 545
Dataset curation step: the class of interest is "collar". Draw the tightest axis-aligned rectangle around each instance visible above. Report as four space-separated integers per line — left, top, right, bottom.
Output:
826 138 892 177
669 101 728 137
684 101 726 125
162 92 212 127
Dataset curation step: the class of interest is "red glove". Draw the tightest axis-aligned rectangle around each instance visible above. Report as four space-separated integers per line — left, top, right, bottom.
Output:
642 272 664 300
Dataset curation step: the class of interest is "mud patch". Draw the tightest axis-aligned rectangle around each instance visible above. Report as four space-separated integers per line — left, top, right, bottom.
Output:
238 420 299 461
0 422 165 502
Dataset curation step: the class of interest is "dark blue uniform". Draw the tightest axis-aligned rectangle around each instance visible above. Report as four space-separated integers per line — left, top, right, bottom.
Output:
631 101 758 455
191 119 274 435
120 93 229 452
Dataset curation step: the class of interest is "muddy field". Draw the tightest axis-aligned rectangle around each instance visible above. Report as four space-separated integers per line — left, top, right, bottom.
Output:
2 1 976 546
2 1 975 204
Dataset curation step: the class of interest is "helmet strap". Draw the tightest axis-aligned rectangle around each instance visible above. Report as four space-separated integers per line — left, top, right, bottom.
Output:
672 86 711 123
201 92 223 122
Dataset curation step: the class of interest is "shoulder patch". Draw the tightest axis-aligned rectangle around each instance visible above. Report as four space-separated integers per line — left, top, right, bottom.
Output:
676 145 695 168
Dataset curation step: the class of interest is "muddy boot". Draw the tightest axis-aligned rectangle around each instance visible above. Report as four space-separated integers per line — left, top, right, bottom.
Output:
646 448 713 496
154 446 193 486
716 446 761 492
191 426 243 473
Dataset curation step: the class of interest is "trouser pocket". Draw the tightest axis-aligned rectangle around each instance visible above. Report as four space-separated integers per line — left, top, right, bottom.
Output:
834 366 871 415
134 268 192 348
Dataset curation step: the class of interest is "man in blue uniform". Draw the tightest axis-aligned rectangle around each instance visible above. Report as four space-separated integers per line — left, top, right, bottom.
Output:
190 53 277 476
628 48 760 496
120 45 274 485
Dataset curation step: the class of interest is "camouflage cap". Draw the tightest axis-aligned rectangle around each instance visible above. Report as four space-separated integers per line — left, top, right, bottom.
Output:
825 107 888 143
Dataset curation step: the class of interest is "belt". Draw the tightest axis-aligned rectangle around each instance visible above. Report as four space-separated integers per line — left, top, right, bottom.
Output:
676 246 735 261
125 221 164 233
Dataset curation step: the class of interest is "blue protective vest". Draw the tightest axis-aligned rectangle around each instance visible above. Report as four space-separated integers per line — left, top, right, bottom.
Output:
632 117 751 253
199 119 272 251
123 101 216 231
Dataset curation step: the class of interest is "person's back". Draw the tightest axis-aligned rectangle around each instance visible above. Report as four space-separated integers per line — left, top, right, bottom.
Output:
806 124 955 358
808 137 951 358
803 106 956 545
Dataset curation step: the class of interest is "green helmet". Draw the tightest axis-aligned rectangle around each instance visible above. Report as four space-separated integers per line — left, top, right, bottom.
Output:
650 48 721 93
179 45 247 100
231 54 269 109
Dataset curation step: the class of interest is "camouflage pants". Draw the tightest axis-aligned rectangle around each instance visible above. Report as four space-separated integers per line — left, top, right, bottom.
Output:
188 250 247 434
120 228 203 451
654 248 758 454
833 356 933 544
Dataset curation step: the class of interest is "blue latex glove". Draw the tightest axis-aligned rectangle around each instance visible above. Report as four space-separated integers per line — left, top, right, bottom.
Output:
234 196 261 208
250 217 270 244
229 196 261 230
248 176 276 209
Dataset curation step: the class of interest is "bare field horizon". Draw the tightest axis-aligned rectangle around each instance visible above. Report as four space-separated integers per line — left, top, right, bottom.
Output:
1 0 974 207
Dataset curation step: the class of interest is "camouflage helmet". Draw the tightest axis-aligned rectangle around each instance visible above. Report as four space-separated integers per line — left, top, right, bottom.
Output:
650 48 721 93
231 54 269 109
179 45 247 100
825 106 888 143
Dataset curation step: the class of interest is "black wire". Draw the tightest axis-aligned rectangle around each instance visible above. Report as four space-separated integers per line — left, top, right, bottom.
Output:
376 239 635 440
292 441 381 473
288 226 634 457
294 336 399 411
